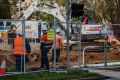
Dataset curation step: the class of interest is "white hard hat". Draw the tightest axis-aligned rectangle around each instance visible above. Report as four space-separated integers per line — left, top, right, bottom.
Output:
56 28 61 33
42 27 48 33
42 26 47 31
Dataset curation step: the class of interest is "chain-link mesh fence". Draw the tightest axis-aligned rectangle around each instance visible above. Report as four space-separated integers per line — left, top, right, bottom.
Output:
0 19 120 76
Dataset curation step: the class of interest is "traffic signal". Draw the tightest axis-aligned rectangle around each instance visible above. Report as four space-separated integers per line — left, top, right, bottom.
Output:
71 3 78 18
71 3 84 18
78 4 84 16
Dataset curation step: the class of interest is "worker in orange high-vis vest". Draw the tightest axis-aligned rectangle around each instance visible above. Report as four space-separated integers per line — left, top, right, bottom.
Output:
14 33 31 71
40 29 53 70
51 29 64 63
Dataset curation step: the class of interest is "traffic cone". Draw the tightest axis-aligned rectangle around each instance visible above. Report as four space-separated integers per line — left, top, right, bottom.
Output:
0 57 6 75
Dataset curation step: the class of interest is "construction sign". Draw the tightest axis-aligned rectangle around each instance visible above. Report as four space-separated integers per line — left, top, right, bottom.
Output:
0 31 7 39
47 28 54 40
0 26 7 38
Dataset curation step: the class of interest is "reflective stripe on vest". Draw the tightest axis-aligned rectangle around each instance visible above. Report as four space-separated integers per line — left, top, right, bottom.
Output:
14 36 25 55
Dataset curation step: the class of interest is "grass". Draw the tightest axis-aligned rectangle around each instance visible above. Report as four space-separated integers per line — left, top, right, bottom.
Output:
0 69 102 80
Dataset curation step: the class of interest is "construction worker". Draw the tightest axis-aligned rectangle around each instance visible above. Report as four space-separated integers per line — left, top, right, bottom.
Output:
8 24 16 48
40 29 53 70
13 33 31 71
8 24 16 33
51 29 64 63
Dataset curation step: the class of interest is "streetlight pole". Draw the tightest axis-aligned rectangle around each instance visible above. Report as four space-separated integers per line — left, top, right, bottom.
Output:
66 0 70 69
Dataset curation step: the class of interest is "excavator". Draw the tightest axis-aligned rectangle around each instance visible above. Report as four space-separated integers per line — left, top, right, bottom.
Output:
69 7 120 51
9 0 120 50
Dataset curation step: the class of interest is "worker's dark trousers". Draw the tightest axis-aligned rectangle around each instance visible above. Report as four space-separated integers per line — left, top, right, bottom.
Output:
51 48 60 62
15 55 29 72
40 50 49 70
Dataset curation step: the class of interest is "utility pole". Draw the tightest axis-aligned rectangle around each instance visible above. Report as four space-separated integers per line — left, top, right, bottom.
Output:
66 0 71 69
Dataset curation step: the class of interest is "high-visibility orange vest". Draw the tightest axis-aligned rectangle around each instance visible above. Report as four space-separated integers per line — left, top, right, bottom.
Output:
14 36 25 55
52 34 64 48
41 34 48 42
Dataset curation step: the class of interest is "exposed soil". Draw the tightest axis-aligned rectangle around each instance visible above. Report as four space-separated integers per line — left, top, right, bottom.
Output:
58 49 120 65
30 48 120 66
0 48 120 69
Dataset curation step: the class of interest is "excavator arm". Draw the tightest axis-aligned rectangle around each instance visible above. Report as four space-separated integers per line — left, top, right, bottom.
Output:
13 0 70 37
38 6 67 32
14 0 39 32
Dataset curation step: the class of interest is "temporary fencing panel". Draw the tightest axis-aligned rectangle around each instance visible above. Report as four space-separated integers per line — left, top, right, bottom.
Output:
0 20 70 76
0 19 120 76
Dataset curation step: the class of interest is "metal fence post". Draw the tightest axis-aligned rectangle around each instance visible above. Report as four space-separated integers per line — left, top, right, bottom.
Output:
104 41 108 67
78 21 82 68
53 17 57 70
66 0 70 70
22 18 26 73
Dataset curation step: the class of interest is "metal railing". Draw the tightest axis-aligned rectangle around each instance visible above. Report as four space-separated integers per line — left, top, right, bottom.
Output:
82 42 120 67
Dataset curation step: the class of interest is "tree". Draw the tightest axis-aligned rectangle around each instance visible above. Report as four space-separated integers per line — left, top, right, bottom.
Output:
0 0 11 19
80 0 120 38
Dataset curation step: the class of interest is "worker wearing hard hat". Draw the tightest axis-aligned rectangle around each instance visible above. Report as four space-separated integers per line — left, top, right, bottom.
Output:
40 29 53 70
8 24 16 47
51 28 64 63
13 33 31 71
9 24 16 33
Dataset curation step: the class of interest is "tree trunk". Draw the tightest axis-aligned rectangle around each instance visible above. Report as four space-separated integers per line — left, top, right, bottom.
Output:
112 0 120 38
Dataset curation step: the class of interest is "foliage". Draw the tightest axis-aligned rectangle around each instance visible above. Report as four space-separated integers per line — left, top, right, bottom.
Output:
56 0 65 6
0 0 11 19
85 0 120 24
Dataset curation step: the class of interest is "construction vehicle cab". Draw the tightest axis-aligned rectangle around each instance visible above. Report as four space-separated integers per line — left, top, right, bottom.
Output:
70 8 109 41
